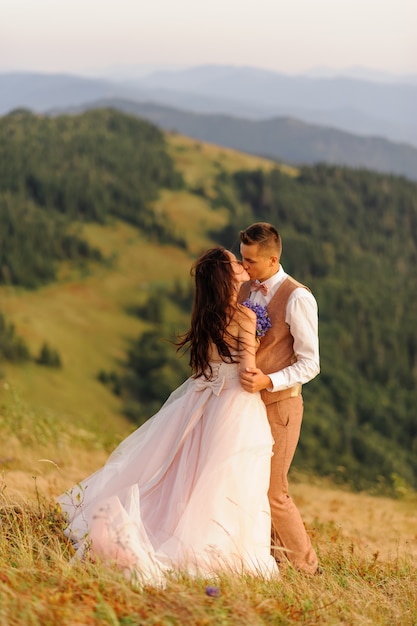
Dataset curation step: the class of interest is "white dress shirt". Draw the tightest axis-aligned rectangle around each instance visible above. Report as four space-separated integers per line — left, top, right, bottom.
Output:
250 265 320 391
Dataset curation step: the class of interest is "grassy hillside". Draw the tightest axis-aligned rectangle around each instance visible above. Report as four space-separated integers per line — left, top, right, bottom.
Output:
0 132 277 451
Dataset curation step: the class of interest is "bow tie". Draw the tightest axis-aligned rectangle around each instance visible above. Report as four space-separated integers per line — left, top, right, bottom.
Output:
250 281 269 295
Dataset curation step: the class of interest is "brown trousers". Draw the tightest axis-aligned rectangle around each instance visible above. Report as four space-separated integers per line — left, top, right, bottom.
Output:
266 396 318 574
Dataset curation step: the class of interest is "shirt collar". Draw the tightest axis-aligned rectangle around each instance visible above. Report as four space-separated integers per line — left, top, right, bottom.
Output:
262 265 288 291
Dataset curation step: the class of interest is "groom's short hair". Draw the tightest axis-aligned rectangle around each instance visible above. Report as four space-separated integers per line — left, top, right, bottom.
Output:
239 222 282 258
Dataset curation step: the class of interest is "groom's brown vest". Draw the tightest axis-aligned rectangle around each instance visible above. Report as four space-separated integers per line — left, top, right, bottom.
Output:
239 276 310 405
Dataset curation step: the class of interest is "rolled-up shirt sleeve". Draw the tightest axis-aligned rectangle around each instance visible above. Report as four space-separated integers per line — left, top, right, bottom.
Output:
268 288 320 391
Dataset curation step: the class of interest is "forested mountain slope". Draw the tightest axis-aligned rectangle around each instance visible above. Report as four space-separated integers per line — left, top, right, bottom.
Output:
214 165 417 489
1 109 416 492
0 108 184 287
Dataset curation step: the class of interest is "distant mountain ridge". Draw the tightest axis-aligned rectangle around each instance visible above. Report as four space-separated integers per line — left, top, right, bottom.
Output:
0 72 140 114
302 65 417 84
1 67 416 148
53 98 417 182
92 63 417 85
135 65 417 145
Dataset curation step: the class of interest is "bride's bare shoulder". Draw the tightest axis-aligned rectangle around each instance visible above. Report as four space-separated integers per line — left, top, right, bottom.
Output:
236 303 256 324
236 302 254 314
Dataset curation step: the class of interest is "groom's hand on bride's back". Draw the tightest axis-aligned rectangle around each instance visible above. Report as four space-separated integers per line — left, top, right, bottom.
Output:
240 368 271 393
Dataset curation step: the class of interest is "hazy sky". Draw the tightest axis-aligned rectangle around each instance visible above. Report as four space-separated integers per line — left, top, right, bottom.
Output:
2 0 416 76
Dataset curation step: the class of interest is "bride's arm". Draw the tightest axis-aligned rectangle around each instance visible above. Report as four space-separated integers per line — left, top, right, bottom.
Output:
237 306 258 372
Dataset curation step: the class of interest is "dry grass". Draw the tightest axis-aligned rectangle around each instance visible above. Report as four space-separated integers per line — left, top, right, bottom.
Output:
0 466 416 626
1 378 416 626
1 429 416 626
290 473 417 564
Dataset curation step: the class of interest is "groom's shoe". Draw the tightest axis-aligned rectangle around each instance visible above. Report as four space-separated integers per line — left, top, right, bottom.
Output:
293 563 324 576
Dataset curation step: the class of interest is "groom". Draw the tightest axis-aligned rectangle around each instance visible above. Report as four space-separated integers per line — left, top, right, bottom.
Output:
238 222 320 575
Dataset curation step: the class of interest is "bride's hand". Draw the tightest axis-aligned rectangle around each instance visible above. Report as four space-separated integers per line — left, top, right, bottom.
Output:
239 367 271 393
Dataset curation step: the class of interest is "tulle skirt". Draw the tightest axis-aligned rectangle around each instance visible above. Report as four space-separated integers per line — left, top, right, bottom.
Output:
58 362 278 583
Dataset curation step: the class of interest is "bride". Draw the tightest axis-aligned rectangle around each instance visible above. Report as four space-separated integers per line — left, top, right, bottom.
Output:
58 247 278 583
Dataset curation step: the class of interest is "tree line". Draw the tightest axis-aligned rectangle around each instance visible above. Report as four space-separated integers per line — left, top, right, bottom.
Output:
0 108 185 288
214 164 417 491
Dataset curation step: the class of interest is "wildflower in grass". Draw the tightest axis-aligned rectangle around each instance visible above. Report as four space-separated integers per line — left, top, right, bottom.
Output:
205 586 220 597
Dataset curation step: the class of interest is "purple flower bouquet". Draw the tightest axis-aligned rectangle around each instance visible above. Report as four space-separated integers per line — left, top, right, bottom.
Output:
242 299 272 338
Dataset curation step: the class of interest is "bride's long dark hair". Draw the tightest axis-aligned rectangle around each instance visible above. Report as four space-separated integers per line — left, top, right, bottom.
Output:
177 247 239 378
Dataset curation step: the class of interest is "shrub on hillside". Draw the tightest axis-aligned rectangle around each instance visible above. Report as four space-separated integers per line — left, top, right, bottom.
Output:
36 342 62 368
0 313 30 362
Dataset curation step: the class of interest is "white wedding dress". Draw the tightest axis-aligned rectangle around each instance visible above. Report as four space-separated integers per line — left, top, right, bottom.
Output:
58 362 278 584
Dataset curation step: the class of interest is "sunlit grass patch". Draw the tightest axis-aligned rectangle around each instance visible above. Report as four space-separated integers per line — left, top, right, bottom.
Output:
166 132 297 188
154 189 229 254
0 485 415 626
